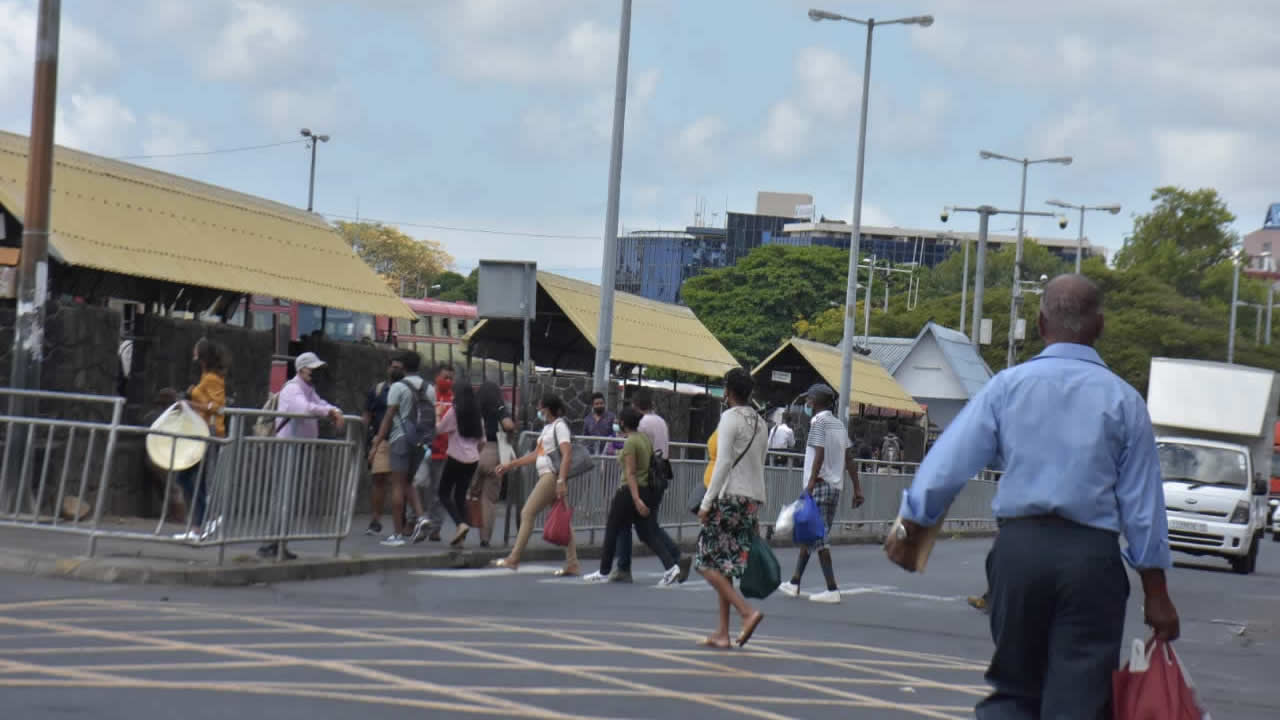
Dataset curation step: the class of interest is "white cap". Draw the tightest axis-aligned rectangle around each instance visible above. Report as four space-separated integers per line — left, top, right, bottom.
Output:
295 352 327 372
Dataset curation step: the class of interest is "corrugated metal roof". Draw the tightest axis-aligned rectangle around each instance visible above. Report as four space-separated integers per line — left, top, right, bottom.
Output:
754 337 924 414
465 271 740 378
0 131 413 319
862 335 914 371
921 322 993 399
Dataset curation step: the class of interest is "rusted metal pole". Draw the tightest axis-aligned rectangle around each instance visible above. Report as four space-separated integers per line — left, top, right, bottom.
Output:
5 0 60 513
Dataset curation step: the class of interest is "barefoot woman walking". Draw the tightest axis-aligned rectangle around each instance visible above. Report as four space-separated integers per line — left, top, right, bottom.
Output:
697 368 766 648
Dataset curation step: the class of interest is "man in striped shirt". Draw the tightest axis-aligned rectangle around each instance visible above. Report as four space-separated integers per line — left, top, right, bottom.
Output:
779 384 864 604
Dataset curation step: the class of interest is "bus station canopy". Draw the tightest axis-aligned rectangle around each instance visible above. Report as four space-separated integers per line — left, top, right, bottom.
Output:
464 271 739 378
0 131 412 319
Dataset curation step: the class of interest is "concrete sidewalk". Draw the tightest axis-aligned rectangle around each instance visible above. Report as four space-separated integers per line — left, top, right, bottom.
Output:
0 507 995 587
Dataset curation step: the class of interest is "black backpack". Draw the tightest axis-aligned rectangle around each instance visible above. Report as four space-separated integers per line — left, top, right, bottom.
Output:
398 378 435 449
650 449 673 493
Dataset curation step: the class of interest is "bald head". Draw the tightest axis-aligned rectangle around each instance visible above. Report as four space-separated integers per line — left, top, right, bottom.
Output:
1038 274 1103 345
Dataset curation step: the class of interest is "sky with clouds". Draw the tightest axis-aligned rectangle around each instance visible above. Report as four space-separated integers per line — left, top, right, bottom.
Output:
1 0 1277 283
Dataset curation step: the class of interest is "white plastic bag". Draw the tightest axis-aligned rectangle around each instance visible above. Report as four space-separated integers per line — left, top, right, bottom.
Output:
146 402 211 471
775 499 802 536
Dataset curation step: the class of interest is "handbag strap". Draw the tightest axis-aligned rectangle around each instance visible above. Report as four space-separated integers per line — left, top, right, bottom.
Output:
728 410 760 472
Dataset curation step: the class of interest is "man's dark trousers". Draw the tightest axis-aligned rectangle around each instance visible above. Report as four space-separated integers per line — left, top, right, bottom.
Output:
615 486 680 573
976 516 1129 720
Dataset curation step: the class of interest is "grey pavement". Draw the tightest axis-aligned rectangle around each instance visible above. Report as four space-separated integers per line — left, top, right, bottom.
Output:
2 536 1277 719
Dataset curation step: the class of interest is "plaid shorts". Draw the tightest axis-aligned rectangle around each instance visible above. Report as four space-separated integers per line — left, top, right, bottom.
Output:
808 481 840 551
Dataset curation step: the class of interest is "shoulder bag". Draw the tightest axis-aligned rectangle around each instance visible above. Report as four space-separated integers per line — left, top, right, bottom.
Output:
547 419 595 480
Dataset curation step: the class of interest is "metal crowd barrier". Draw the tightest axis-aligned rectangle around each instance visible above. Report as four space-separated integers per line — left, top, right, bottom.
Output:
0 388 364 563
507 431 999 545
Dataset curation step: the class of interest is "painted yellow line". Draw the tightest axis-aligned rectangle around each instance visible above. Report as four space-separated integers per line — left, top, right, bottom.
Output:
0 610 586 720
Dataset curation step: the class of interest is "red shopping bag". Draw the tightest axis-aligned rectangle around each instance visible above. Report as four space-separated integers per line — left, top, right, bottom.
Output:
1112 637 1208 720
542 500 573 547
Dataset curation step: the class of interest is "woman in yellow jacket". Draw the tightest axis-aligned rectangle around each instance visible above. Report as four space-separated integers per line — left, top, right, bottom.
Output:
703 429 718 488
175 339 227 540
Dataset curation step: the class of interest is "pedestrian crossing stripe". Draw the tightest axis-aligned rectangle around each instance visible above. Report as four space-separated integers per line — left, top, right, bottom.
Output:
410 565 563 579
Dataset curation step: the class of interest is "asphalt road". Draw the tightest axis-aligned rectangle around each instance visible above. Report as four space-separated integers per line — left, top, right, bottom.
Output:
1 536 1277 719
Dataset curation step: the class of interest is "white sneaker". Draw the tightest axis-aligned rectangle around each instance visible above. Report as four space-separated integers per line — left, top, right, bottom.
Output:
380 534 407 548
199 516 223 541
658 565 681 587
410 518 431 544
778 581 801 598
809 589 842 604
171 530 197 542
582 571 608 584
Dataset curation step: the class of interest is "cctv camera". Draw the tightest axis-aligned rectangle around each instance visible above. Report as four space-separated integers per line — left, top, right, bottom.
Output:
1057 215 1068 230
940 207 951 223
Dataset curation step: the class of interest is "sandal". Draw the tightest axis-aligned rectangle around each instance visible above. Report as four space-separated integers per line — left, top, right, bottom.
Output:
736 611 764 648
491 558 518 571
552 565 580 577
697 636 731 650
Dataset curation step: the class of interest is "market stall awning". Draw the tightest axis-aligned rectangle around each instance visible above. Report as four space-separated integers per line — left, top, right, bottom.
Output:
464 271 739 378
0 131 412 319
752 337 924 414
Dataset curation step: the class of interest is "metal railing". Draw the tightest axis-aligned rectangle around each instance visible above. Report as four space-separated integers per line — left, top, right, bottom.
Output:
507 432 999 545
0 388 364 563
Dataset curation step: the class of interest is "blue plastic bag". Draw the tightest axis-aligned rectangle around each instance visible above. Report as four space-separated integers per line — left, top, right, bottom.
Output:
792 492 827 545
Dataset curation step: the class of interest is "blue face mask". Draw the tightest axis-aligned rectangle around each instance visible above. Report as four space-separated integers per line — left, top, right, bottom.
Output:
537 410 546 423
803 405 814 418
612 423 621 434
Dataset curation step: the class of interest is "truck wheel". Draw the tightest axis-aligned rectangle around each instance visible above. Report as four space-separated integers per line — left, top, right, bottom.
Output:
1231 536 1260 574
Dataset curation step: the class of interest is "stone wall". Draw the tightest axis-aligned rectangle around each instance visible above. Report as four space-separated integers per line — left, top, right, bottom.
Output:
293 336 396 418
522 372 719 444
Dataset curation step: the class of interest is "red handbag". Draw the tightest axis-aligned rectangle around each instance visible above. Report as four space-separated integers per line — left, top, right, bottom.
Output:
1112 638 1207 720
542 499 573 547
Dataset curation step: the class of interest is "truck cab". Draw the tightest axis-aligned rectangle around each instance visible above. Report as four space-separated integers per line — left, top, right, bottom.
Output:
1148 358 1276 574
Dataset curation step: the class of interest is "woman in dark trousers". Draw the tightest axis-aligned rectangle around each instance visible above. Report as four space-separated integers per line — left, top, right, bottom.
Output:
583 407 680 586
436 382 485 547
174 338 228 541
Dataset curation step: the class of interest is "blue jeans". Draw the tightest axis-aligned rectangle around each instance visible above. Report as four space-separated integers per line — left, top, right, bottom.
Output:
611 487 681 573
176 463 208 527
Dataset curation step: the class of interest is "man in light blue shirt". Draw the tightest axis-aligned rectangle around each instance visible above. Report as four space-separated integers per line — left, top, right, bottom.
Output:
885 274 1180 720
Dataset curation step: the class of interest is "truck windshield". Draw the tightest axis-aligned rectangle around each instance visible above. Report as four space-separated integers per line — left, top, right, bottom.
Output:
1158 443 1248 488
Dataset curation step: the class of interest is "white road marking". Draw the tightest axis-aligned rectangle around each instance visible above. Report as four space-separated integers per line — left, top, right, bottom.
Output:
411 565 562 579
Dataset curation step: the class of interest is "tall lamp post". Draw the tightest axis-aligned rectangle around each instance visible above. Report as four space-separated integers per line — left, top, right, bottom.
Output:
978 151 1072 369
1045 199 1122 273
1228 248 1242 364
592 0 632 394
809 7 933 421
300 128 329 212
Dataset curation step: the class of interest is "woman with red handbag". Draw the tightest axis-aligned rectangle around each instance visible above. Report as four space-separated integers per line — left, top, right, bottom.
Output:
492 394 579 576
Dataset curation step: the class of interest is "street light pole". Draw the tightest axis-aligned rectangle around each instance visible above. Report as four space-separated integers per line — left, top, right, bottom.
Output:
592 0 632 394
980 151 1072 369
1046 199 1122 273
971 210 990 345
1228 252 1240 364
300 128 330 212
809 7 932 421
959 235 969 336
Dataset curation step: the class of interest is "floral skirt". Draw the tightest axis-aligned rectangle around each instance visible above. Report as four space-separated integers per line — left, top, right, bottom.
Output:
696 495 760 579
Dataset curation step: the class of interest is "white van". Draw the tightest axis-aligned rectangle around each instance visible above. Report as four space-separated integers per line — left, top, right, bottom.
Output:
1148 359 1276 575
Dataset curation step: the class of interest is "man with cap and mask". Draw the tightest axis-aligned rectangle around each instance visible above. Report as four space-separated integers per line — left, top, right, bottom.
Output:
260 352 345 560
778 383 865 603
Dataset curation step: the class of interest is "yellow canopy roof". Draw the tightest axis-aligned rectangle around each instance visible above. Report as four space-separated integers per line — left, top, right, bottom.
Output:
464 271 740 378
753 337 924 414
0 131 412 319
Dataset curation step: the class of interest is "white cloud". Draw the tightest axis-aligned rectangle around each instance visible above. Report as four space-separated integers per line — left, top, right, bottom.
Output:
677 115 724 154
259 87 346 137
760 101 808 158
203 0 305 82
141 114 207 157
55 91 136 157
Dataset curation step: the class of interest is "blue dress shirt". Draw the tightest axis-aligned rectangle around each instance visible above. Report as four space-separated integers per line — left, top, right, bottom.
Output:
900 343 1171 569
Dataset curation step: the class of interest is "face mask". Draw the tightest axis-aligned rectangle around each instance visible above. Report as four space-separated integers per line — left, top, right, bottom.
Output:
612 423 621 434
537 410 546 423
803 406 814 418
437 378 453 393
593 406 605 416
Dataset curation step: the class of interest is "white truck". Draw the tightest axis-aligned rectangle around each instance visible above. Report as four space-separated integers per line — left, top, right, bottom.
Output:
1147 358 1277 574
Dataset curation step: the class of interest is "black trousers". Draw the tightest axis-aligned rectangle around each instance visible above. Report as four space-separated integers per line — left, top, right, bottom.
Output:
438 457 477 527
976 516 1129 720
599 485 675 575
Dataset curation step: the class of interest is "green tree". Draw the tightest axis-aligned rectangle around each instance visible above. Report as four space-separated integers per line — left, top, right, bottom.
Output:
335 221 453 295
1113 187 1237 298
681 244 854 366
436 268 479 303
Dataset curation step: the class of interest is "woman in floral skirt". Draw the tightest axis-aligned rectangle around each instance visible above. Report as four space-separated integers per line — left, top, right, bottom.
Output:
696 367 767 649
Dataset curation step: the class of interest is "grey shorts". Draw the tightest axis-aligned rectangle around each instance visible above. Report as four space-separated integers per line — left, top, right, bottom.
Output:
390 438 424 476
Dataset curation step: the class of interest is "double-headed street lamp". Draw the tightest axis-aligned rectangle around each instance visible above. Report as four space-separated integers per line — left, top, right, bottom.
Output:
809 7 933 422
979 151 1072 368
300 128 330 213
1045 199 1122 273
